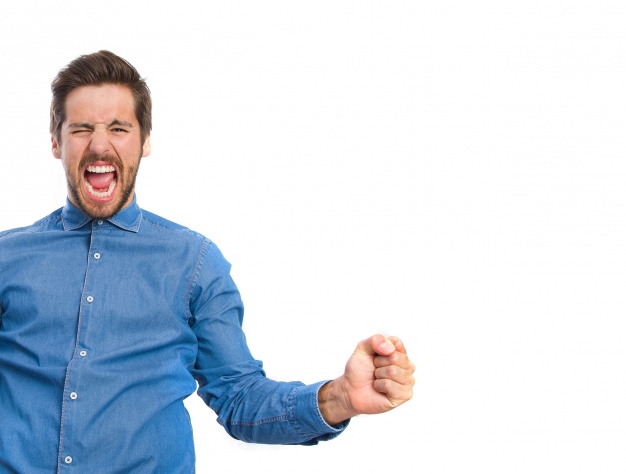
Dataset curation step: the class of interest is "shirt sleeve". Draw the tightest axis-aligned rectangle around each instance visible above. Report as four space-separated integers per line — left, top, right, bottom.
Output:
187 239 349 445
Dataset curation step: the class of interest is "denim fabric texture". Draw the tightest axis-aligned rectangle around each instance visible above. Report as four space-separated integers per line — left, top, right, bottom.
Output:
0 196 347 473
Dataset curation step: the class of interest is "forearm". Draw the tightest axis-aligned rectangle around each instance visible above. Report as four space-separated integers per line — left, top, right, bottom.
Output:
196 370 347 445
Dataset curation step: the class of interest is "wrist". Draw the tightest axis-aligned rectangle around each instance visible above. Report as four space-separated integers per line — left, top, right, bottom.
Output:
317 377 355 426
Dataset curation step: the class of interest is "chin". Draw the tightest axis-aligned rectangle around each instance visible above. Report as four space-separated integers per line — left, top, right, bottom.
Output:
76 193 126 220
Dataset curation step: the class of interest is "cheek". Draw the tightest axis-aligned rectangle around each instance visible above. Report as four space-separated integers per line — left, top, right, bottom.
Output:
59 147 84 174
59 140 84 160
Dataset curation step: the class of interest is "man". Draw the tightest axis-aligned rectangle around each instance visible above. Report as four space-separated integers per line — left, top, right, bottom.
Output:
0 50 415 473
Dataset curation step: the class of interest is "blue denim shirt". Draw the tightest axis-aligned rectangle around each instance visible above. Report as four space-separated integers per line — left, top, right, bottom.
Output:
0 196 346 473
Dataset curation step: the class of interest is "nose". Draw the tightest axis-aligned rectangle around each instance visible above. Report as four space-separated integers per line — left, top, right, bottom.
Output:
89 129 111 156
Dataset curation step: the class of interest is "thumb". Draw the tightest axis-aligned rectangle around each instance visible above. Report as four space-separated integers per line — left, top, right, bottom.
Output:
355 334 396 357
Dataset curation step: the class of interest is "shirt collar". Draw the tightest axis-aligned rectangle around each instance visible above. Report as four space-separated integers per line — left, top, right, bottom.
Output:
61 194 142 232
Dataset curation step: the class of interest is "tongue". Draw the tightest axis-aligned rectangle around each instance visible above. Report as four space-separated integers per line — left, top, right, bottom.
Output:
86 171 115 190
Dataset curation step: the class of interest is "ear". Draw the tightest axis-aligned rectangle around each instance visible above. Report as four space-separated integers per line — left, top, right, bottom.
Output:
141 134 151 157
51 135 61 159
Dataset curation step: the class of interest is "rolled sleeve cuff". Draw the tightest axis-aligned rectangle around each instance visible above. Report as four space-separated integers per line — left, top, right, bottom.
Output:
287 380 350 445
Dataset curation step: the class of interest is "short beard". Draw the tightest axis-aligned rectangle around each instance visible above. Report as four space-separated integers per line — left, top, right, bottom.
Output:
66 153 141 220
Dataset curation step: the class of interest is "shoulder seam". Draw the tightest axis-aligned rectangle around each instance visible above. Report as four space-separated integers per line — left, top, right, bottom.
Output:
140 214 204 239
0 212 61 238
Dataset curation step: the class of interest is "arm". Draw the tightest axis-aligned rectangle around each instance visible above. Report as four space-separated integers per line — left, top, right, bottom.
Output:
318 334 415 426
188 241 347 444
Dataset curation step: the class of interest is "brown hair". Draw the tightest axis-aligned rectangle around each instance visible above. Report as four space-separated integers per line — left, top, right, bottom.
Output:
50 50 152 142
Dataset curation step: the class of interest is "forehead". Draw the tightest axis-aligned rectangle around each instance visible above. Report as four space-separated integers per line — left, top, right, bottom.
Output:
64 84 137 124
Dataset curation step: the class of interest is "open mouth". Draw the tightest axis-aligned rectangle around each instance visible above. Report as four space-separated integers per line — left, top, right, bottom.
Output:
84 164 118 200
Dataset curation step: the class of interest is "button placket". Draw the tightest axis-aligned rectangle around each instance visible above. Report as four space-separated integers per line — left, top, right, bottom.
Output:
59 225 99 466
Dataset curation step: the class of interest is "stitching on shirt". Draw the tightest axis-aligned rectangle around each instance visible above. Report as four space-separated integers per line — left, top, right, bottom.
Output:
56 225 95 471
184 238 211 322
136 214 210 324
286 385 307 437
138 217 173 232
32 214 57 232
218 413 289 427
61 206 93 231
139 215 199 235
0 211 60 238
313 382 335 429
106 207 142 232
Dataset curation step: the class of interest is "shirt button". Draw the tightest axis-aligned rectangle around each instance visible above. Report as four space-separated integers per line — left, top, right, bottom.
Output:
64 456 73 464
97 220 104 225
94 252 101 260
70 392 78 400
79 350 87 357
86 296 94 303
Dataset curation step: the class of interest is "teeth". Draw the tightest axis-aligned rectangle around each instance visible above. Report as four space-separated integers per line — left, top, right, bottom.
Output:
87 165 115 173
86 179 117 198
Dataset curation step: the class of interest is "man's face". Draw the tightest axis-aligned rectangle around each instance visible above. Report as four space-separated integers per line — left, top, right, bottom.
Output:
52 84 151 219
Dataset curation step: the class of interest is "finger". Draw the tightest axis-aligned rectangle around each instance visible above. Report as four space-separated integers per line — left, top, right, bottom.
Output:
374 364 416 385
373 378 414 405
374 351 415 370
388 336 408 355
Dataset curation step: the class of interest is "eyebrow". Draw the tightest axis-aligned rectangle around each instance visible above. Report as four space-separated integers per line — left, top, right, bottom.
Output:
67 120 134 129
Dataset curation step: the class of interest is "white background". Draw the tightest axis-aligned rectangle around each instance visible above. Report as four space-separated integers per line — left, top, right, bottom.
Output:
1 1 625 473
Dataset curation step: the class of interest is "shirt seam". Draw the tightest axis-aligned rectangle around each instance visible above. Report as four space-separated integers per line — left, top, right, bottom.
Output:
184 237 211 322
0 212 60 238
219 413 289 427
286 384 308 438
139 215 199 235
